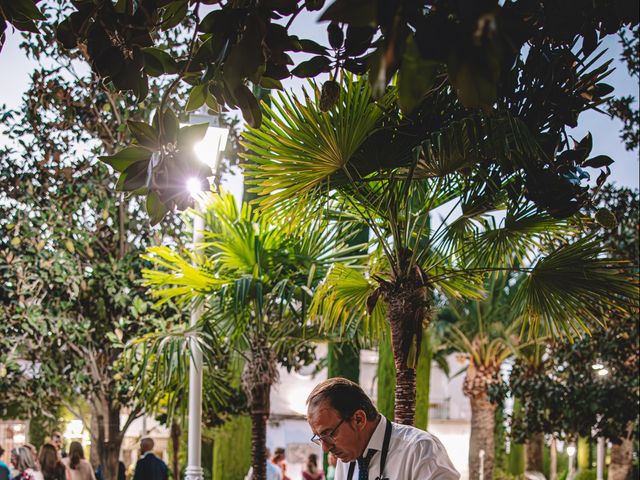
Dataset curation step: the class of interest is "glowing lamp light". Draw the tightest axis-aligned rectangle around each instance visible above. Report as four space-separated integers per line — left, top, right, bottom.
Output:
566 445 576 457
13 433 25 444
591 363 604 370
597 368 609 376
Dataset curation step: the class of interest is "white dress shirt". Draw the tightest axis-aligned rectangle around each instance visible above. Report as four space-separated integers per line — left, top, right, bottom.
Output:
335 416 460 480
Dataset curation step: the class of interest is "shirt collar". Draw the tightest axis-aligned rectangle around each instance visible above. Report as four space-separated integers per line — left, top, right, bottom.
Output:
141 451 154 459
363 415 389 456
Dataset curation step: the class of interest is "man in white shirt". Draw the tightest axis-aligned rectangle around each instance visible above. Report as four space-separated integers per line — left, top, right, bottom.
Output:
306 377 460 480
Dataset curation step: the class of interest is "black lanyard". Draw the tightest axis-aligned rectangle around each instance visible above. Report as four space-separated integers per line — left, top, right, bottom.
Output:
346 418 393 480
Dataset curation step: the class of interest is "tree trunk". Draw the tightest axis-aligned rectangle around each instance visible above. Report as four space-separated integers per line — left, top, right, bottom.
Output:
91 399 124 480
609 429 633 480
383 275 428 426
242 338 276 480
171 421 181 480
463 362 500 480
468 396 496 480
525 432 545 472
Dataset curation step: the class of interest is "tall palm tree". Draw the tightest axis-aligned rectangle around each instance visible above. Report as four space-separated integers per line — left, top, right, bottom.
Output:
241 75 636 425
439 272 528 480
140 191 361 480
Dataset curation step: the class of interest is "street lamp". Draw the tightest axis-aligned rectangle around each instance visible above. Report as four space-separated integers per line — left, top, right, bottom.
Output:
567 444 576 480
183 112 228 480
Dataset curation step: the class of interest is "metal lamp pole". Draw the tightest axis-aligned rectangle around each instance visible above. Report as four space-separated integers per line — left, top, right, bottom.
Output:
183 112 228 480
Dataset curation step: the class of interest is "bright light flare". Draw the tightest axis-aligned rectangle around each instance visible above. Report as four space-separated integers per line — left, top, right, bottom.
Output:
591 363 604 370
186 177 203 198
566 445 576 457
597 368 609 376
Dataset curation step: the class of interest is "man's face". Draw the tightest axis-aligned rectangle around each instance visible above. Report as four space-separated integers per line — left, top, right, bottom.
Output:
307 402 366 463
52 434 62 451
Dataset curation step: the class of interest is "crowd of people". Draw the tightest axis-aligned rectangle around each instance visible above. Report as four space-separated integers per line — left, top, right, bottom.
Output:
0 432 95 480
0 433 166 480
245 447 333 480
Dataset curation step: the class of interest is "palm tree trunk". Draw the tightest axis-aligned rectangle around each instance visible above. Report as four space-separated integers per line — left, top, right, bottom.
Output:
170 421 180 480
468 396 496 480
609 423 634 480
243 337 277 480
383 275 428 425
250 408 268 480
525 432 545 472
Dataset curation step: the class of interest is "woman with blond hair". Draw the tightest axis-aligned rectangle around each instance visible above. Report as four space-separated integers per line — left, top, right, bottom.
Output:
61 443 94 480
38 445 68 480
11 447 44 480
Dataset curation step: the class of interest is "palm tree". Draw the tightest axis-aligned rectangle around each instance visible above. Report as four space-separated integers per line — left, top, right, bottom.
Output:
439 272 528 480
241 75 636 425
140 191 361 480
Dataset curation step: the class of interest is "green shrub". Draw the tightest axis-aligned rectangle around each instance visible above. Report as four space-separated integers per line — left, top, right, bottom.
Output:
574 469 596 480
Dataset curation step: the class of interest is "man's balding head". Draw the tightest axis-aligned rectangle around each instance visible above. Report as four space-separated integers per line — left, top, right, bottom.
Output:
140 437 154 454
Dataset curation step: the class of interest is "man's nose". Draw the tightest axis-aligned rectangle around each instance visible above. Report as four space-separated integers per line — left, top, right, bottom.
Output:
320 440 331 454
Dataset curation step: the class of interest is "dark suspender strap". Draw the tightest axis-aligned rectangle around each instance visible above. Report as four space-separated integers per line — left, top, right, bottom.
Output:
377 419 393 480
347 461 356 480
346 418 394 480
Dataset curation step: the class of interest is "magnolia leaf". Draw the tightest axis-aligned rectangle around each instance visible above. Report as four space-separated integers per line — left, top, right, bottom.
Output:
99 146 152 172
146 191 169 226
186 84 208 112
127 121 158 149
291 55 332 78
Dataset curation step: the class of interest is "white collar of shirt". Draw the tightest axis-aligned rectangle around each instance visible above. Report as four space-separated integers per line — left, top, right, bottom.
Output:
141 451 154 459
362 415 388 457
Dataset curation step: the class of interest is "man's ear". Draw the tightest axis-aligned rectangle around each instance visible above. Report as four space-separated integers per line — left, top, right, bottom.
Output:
353 409 367 429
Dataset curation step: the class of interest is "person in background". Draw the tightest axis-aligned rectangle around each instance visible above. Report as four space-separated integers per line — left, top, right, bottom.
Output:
244 448 281 480
132 438 167 480
62 442 95 480
0 446 10 480
50 434 66 459
270 448 290 480
326 453 337 480
38 445 67 480
302 454 324 480
95 461 125 480
11 446 44 480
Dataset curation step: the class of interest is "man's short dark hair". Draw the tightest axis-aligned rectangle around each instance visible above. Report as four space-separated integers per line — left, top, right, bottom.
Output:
306 377 378 421
0 445 4 456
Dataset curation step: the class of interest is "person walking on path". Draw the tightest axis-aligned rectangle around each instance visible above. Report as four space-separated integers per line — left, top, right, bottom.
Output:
132 438 167 480
302 453 324 480
62 442 95 480
11 447 44 480
38 445 68 480
306 377 460 480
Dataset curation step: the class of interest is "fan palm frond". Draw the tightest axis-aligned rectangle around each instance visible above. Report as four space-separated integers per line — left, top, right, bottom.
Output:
309 263 386 341
241 74 397 214
513 236 639 338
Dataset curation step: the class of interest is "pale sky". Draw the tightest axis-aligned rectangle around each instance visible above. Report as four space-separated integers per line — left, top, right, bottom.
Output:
0 14 637 192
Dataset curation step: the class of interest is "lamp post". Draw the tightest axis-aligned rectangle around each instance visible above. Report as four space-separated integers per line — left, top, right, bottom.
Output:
183 112 228 480
591 362 609 480
567 444 576 480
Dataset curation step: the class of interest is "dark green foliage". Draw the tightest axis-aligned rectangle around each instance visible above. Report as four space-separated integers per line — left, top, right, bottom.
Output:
376 334 396 419
328 342 360 382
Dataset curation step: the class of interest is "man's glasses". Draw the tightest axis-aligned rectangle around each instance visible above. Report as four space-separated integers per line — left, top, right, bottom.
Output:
310 418 346 446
